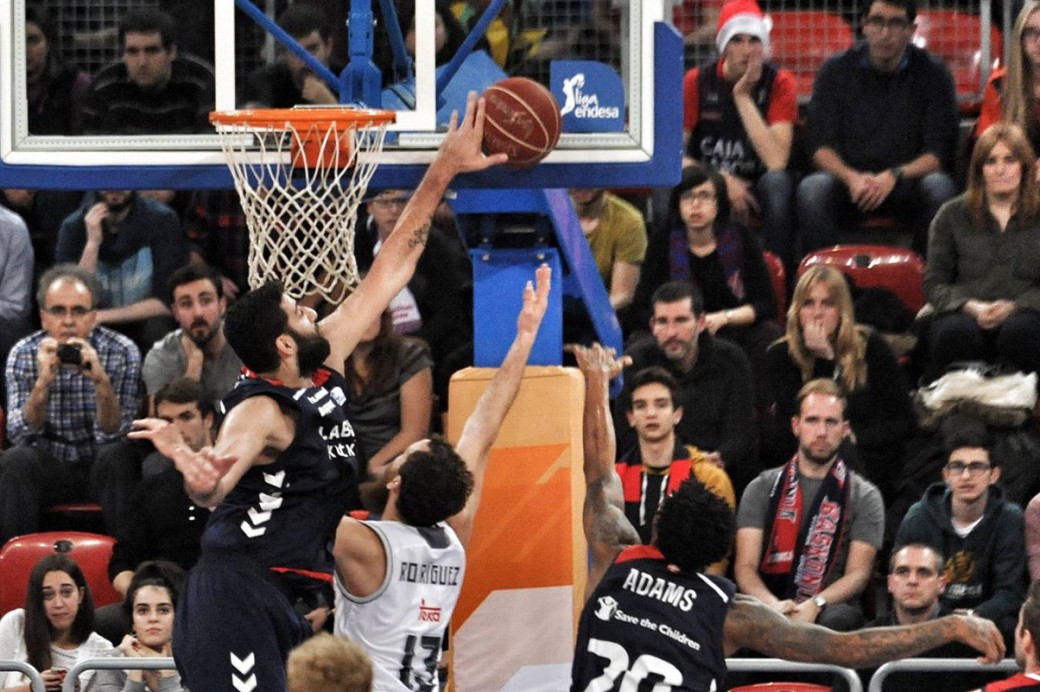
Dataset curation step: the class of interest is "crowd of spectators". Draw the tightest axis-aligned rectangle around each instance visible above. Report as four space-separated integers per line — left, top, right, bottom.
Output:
5 0 1040 689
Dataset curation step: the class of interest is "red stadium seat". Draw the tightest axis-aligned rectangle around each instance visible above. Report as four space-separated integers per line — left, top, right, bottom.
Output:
797 244 925 315
729 685 830 691
762 250 788 325
914 10 1003 115
0 531 121 616
43 502 105 533
767 11 854 100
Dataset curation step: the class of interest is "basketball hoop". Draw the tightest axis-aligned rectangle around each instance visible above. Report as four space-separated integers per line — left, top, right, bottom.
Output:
209 107 396 304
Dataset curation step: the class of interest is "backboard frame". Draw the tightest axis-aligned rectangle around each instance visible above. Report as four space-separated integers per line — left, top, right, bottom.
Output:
0 0 680 189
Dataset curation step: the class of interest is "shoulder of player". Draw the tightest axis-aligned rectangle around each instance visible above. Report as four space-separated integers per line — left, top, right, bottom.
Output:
220 394 295 443
334 517 387 570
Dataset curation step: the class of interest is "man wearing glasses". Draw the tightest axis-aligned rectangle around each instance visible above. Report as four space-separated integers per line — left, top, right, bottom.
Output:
797 0 958 257
0 264 142 543
896 425 1028 649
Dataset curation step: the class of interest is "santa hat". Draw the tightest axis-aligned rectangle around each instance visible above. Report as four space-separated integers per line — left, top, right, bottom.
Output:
716 0 770 54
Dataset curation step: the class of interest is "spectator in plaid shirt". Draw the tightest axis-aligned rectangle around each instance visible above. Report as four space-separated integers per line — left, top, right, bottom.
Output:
0 264 142 543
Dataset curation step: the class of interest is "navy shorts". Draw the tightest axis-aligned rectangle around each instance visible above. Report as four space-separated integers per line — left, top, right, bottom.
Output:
173 555 313 691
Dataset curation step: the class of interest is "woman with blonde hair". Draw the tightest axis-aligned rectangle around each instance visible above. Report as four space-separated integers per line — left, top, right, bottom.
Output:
764 264 914 500
924 122 1040 382
977 1 1040 156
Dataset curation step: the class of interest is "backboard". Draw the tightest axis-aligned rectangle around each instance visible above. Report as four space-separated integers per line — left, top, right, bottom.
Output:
0 0 681 190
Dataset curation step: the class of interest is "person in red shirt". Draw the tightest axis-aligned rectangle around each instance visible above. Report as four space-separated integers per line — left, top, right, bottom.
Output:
682 0 799 269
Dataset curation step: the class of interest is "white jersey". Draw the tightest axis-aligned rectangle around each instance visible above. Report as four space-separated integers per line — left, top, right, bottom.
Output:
335 520 465 692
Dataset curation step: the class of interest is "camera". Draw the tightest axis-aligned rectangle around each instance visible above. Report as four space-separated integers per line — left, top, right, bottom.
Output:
56 343 82 366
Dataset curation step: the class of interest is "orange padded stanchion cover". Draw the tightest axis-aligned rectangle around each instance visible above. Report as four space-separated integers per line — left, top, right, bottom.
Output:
447 366 585 691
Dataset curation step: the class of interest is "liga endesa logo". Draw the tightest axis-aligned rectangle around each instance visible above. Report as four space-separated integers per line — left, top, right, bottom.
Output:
552 60 624 133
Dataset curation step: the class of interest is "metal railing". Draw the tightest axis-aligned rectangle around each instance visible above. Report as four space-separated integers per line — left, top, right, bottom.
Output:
0 661 44 692
727 658 864 692
868 657 1019 692
62 657 176 692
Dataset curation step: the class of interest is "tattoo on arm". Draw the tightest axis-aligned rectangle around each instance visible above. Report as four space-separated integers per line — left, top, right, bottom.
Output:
407 223 430 249
728 596 956 667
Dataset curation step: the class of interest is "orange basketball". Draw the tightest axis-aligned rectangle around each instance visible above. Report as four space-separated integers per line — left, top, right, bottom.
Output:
482 77 561 168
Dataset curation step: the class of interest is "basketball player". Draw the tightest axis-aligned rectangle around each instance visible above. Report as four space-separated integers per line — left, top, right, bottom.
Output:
129 92 508 691
569 343 1005 691
333 265 549 691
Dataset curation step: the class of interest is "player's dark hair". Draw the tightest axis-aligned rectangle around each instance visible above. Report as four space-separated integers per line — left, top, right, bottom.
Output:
168 262 224 302
36 263 100 309
24 554 95 673
121 561 185 631
651 281 705 316
119 8 177 49
654 479 734 573
155 377 213 418
626 366 681 411
224 279 287 374
277 3 332 41
396 436 473 527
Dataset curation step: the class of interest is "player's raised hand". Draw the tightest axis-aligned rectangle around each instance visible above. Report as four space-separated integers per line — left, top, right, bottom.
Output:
130 418 237 500
566 343 630 382
517 264 551 337
439 91 509 174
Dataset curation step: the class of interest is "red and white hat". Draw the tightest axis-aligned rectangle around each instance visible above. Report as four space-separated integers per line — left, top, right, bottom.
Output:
716 0 770 54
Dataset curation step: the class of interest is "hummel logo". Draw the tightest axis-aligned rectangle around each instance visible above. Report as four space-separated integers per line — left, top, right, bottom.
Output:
230 652 257 692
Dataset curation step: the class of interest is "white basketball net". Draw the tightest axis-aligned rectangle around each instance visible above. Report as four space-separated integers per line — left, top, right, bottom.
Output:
212 113 390 304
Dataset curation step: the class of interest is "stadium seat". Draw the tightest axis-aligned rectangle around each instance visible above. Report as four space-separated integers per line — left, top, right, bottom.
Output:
0 531 121 616
762 250 788 325
729 685 830 691
797 244 926 315
43 502 105 533
767 11 854 100
914 10 1003 115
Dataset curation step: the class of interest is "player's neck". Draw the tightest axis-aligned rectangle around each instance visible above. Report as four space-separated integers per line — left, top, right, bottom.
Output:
795 453 835 479
638 433 675 470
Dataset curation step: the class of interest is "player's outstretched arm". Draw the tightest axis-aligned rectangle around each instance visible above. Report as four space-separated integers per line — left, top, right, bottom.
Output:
568 343 639 603
724 594 1005 667
129 395 293 508
321 91 509 367
449 265 550 546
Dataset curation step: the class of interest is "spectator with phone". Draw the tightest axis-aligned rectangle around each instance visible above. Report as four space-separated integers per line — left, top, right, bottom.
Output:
0 264 142 544
0 554 115 691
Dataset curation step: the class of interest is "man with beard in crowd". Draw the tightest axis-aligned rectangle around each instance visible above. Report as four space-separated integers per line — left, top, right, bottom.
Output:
142 263 242 415
128 92 506 691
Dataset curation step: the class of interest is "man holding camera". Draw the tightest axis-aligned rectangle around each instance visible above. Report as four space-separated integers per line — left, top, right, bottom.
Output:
0 264 142 543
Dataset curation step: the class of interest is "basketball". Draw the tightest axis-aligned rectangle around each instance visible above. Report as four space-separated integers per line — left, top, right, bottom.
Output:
481 77 562 168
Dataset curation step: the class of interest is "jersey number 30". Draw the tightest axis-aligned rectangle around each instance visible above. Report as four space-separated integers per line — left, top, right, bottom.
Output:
581 638 688 692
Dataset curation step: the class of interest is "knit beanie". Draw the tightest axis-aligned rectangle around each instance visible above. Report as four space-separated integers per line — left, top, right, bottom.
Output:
716 0 770 54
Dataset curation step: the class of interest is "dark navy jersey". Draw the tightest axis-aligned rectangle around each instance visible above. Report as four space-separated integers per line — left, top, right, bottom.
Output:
571 545 735 692
688 61 778 181
202 366 360 575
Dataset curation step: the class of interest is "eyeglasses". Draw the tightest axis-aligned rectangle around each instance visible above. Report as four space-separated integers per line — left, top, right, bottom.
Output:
44 305 93 318
679 190 717 205
863 15 911 31
944 461 991 476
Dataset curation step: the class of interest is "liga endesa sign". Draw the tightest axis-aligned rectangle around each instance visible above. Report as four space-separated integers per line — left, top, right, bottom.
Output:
552 60 625 133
